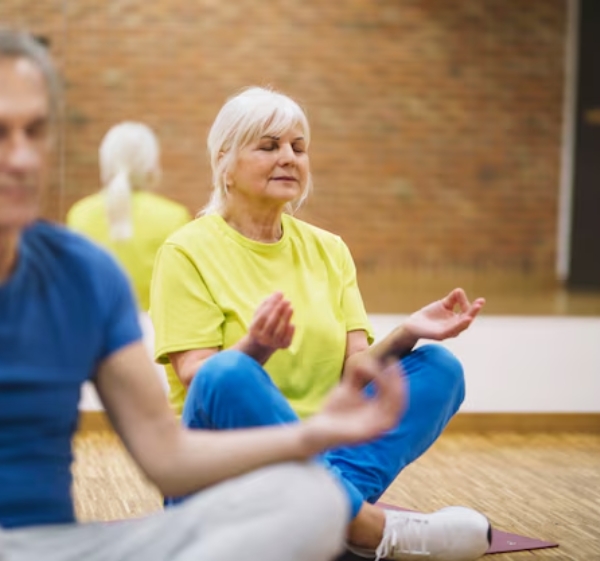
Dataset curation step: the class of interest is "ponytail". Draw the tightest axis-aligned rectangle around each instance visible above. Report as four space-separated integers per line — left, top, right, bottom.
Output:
105 170 133 241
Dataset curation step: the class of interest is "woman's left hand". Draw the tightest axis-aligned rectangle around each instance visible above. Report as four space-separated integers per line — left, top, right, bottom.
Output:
404 288 485 341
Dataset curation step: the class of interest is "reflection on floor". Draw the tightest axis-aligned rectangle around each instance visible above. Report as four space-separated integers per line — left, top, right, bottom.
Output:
358 268 600 316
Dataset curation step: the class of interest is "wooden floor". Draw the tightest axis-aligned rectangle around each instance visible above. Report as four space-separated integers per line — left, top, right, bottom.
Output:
357 268 600 316
73 430 600 560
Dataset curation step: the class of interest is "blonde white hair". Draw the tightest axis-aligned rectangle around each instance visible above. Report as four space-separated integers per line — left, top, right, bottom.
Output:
99 122 160 241
202 86 312 216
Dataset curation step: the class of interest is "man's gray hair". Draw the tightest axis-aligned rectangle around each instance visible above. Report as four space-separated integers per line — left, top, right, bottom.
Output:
0 28 61 121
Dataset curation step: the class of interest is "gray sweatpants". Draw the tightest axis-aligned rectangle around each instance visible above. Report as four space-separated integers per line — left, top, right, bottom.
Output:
0 462 348 561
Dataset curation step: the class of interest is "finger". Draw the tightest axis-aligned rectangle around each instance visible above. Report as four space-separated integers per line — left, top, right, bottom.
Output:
465 297 485 319
448 309 486 336
441 288 459 311
450 287 470 313
254 292 283 319
263 291 284 308
368 361 406 429
251 306 269 332
251 304 272 332
445 317 473 337
261 299 292 338
280 323 295 349
271 303 294 342
250 293 285 339
264 291 285 311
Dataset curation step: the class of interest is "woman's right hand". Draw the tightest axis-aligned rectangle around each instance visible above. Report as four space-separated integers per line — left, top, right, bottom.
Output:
169 292 294 386
237 292 295 364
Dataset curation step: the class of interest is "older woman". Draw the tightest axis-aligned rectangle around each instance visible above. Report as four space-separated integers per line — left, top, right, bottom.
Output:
151 87 490 561
67 121 190 311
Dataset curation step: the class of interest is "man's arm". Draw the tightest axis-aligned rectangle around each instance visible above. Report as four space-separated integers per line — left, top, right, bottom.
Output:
95 340 403 498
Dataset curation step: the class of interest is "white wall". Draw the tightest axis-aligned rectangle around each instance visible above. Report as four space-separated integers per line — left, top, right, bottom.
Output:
80 315 600 413
371 314 600 413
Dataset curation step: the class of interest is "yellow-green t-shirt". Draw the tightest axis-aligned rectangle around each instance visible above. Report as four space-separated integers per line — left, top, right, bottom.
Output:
66 191 191 311
151 214 374 419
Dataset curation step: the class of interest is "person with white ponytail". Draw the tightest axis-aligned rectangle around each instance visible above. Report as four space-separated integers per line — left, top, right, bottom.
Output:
151 86 492 561
67 121 190 311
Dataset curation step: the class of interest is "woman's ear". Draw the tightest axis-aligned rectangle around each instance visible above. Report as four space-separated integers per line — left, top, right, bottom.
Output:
220 151 234 188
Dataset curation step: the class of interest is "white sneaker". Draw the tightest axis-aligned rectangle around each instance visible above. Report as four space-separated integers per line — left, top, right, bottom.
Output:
347 506 491 561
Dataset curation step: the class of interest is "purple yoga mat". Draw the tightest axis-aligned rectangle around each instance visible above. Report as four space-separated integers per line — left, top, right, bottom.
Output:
336 503 558 560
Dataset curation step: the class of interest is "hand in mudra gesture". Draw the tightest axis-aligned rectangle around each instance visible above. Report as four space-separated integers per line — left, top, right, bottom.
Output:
405 288 485 341
306 354 406 450
241 292 295 364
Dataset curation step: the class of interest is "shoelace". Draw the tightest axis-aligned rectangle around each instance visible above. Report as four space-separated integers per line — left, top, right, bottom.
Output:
375 516 430 560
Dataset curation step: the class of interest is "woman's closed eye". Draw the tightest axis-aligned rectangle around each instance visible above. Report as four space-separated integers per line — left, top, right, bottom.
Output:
291 143 305 154
259 142 305 154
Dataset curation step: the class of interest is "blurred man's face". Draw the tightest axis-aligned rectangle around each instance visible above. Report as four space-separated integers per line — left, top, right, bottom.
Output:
0 56 50 232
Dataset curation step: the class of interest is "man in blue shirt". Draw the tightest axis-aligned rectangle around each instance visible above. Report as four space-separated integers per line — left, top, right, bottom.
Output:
0 30 406 561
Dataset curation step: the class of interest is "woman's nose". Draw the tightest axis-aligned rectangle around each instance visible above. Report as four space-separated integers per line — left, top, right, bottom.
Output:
277 143 296 165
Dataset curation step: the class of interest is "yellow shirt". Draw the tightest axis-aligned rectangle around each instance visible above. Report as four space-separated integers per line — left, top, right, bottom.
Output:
150 214 373 418
66 191 191 311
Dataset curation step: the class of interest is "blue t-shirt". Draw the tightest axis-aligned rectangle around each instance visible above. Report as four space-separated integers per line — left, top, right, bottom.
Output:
0 221 142 529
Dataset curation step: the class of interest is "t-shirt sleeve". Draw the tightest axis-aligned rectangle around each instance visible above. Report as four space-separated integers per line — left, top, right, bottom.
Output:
150 243 225 364
98 254 143 361
339 239 374 344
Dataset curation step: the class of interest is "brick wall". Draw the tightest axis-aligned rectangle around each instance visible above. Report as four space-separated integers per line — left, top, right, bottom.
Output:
1 0 567 296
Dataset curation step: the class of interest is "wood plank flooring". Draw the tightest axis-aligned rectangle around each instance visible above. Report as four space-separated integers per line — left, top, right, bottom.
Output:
72 431 600 560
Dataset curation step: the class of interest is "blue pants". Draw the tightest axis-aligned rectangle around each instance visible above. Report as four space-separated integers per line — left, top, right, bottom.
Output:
176 344 465 519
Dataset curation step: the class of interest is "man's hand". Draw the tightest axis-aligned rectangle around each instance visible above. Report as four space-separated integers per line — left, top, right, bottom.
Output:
302 354 406 454
404 288 485 341
237 292 295 364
